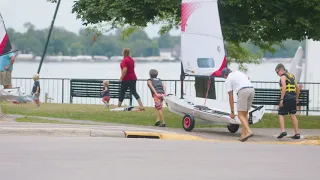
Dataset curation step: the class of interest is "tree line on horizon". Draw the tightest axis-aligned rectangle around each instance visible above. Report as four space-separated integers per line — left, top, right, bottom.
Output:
7 22 304 59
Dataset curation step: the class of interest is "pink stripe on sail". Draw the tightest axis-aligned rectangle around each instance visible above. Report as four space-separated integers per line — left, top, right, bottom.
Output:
181 3 200 32
0 34 8 55
211 56 227 77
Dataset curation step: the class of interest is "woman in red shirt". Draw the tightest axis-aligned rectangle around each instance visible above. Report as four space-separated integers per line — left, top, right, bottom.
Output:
118 48 145 110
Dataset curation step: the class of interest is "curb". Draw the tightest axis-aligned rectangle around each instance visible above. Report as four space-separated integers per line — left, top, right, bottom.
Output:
123 131 320 145
0 127 126 138
247 140 320 146
0 128 204 141
0 127 319 146
304 136 320 140
124 131 161 139
124 131 204 140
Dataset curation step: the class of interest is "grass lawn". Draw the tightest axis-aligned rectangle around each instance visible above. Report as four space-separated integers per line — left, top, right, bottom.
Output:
2 103 320 129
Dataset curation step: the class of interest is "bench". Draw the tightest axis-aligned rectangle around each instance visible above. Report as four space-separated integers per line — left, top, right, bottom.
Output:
252 88 309 115
70 79 132 105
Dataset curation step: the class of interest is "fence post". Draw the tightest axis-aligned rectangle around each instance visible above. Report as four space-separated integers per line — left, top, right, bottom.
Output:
45 93 48 103
62 79 64 103
174 80 177 95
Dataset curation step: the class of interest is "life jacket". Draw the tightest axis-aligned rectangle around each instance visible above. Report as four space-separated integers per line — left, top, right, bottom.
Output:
279 72 296 93
148 78 164 95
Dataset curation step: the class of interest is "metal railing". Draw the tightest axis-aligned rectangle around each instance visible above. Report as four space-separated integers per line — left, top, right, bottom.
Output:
10 77 320 115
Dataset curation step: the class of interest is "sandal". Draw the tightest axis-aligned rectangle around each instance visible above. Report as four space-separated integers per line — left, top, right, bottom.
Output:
277 132 287 139
239 133 254 142
291 134 300 139
155 121 161 126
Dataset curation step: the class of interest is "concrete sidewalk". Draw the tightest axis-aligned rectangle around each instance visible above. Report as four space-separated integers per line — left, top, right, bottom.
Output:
1 114 320 144
0 115 204 140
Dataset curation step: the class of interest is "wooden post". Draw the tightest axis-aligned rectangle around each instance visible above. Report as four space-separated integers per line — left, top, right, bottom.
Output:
194 76 216 99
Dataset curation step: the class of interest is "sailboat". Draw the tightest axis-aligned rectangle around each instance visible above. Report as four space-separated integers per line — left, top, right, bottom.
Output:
304 39 320 114
289 46 304 83
165 0 266 133
0 13 22 102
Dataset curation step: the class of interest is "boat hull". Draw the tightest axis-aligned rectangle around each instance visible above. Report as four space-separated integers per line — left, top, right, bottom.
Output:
165 95 265 125
0 89 19 102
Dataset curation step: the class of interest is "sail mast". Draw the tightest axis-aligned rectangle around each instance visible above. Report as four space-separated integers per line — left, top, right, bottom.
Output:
37 0 62 74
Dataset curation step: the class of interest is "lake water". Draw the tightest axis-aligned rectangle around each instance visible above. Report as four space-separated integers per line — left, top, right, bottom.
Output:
12 61 296 81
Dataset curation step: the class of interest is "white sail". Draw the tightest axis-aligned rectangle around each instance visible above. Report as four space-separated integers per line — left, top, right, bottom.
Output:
289 46 303 83
304 39 320 113
305 39 320 83
181 0 226 77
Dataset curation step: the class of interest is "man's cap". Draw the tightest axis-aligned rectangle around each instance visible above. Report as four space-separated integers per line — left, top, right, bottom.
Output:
221 67 231 77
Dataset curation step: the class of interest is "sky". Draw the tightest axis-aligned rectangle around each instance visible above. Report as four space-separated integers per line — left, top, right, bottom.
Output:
0 0 180 38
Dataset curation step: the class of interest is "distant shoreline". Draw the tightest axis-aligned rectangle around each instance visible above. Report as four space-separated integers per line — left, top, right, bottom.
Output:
14 58 298 63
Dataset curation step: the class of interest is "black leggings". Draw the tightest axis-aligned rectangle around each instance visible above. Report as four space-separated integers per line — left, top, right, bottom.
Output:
119 80 140 102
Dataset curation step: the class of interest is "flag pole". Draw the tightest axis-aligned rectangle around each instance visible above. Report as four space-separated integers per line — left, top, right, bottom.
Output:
37 0 62 74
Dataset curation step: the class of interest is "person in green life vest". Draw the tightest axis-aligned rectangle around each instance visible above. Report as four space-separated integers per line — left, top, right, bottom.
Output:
275 63 301 139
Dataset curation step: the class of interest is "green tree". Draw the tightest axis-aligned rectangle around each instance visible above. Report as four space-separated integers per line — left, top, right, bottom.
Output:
8 22 163 57
158 33 174 49
6 21 307 61
47 0 320 69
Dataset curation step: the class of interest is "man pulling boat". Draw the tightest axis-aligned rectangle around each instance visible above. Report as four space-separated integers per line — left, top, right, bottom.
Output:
222 67 255 142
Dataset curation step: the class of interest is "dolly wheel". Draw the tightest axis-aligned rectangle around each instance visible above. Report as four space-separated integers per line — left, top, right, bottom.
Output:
227 124 240 133
182 114 195 132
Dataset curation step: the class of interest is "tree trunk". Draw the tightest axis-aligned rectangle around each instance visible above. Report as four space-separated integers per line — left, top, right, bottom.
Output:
194 76 216 99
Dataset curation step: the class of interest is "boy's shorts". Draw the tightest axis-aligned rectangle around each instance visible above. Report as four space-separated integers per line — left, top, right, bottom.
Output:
153 93 164 110
103 96 110 102
33 93 40 101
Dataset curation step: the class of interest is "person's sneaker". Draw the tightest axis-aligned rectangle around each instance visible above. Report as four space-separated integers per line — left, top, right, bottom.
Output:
291 134 301 139
155 121 160 126
159 124 166 127
277 132 287 139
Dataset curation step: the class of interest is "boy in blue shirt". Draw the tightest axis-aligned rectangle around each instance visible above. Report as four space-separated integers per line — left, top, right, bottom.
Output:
31 74 41 108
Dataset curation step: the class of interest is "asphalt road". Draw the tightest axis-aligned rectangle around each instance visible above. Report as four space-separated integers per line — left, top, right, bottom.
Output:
0 136 318 180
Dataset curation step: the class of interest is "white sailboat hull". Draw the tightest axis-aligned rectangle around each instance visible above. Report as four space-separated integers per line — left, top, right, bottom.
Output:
165 94 265 125
0 89 20 101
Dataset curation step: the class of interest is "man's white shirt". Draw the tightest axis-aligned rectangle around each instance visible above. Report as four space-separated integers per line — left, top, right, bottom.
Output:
224 71 253 94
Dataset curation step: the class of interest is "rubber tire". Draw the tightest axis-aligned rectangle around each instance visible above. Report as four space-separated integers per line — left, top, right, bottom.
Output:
227 124 240 133
182 114 195 132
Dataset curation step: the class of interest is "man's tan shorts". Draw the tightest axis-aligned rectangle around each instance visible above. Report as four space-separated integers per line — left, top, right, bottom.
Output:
0 70 12 86
237 88 255 111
